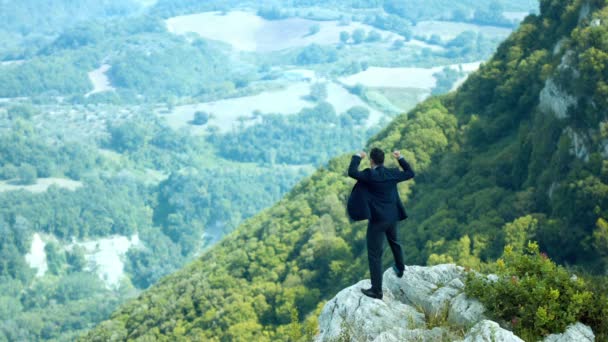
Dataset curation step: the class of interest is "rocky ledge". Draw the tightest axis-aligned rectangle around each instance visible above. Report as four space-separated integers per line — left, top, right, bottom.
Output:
315 264 594 341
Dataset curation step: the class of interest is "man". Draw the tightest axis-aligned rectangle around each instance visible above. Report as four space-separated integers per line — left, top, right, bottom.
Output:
347 147 415 300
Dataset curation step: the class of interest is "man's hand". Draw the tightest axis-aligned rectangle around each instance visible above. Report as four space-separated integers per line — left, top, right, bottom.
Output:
393 150 401 159
360 151 367 159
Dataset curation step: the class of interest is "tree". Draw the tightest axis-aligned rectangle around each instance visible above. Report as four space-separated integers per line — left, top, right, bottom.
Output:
17 164 37 185
339 15 351 26
352 29 365 44
366 30 382 42
8 104 37 120
12 216 31 254
340 31 350 44
504 216 538 253
266 148 277 166
67 246 87 273
346 106 370 125
447 31 477 48
429 34 442 45
191 111 210 125
107 122 147 152
392 39 405 50
452 8 470 21
309 83 328 102
1 164 18 180
308 23 320 36
45 241 66 275
472 0 509 26
234 76 251 88
296 44 337 65
344 61 361 74
257 7 285 20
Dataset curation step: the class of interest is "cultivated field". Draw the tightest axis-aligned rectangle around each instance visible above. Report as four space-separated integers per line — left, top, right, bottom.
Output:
163 80 383 133
65 234 142 289
166 11 414 52
340 62 482 89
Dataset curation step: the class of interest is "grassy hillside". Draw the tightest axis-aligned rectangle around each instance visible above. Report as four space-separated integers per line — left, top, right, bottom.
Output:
81 0 608 340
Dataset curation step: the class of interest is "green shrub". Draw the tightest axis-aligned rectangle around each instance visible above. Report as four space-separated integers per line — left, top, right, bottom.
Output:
465 241 608 340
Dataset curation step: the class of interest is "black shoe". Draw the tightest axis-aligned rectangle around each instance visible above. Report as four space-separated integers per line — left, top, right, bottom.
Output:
392 264 404 278
361 288 383 300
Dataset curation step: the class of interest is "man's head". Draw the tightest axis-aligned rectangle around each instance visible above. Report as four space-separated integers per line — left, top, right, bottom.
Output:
370 147 384 167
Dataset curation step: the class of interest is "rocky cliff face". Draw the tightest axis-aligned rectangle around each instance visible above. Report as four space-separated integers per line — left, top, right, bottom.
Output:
315 264 595 341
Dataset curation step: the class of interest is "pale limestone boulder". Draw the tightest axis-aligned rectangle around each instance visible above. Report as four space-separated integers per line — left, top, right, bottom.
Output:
383 264 485 325
316 279 425 342
448 293 486 327
543 322 595 342
372 327 453 342
463 320 524 342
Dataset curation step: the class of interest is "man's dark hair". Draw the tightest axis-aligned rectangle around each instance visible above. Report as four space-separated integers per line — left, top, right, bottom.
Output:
370 147 384 165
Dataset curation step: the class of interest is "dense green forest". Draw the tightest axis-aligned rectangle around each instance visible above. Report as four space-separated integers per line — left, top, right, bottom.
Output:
211 102 373 165
83 0 608 340
0 111 311 339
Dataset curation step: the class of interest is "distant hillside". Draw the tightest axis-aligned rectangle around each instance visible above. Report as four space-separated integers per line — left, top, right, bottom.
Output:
83 0 608 340
0 0 141 35
151 0 536 19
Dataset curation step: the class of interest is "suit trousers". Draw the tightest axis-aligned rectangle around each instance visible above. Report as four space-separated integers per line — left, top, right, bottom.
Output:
367 220 405 292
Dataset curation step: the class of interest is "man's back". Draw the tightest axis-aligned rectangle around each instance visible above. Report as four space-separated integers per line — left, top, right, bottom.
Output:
348 153 414 223
365 166 404 222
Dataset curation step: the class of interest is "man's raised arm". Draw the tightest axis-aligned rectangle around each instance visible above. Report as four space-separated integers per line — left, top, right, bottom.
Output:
393 150 415 182
348 151 370 182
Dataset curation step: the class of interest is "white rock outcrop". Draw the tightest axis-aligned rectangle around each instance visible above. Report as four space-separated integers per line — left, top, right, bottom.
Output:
24 233 48 277
463 320 523 342
316 279 427 342
565 127 590 161
315 264 595 342
544 322 595 342
316 264 483 341
449 292 487 327
539 78 577 119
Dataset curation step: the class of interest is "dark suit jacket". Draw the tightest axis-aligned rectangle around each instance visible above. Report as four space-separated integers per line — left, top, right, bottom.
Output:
347 155 415 223
347 180 370 221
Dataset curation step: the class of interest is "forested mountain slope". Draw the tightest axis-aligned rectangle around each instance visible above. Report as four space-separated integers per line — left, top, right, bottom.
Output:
84 0 608 340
